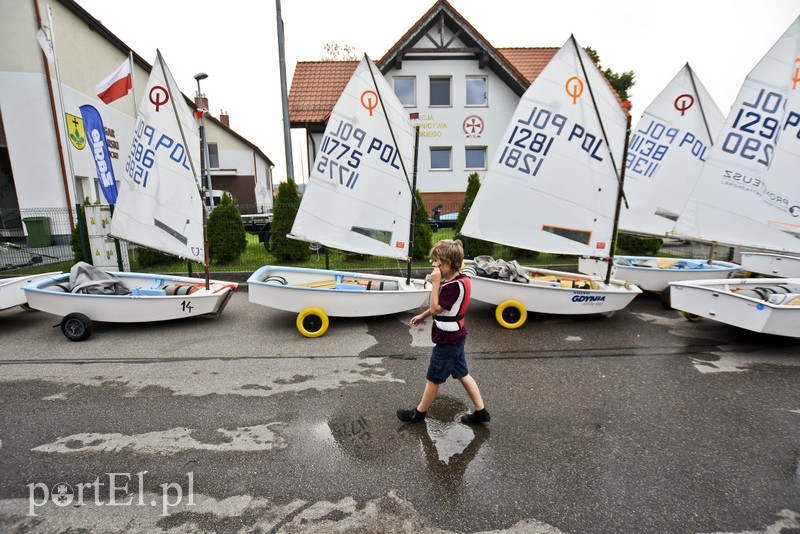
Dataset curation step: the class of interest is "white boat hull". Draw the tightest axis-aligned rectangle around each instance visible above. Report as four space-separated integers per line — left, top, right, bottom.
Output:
578 256 741 293
0 272 61 311
669 278 800 337
465 261 642 315
23 272 237 322
740 252 800 278
248 266 430 317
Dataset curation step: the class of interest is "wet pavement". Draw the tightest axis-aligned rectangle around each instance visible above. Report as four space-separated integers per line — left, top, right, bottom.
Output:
0 290 798 533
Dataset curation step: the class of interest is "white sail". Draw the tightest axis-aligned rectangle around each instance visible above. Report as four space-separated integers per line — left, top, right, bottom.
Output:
619 64 725 237
290 55 415 260
109 51 205 262
675 16 800 253
461 36 627 257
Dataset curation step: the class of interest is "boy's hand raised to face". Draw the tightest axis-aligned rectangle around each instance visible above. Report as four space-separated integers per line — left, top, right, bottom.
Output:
430 266 442 285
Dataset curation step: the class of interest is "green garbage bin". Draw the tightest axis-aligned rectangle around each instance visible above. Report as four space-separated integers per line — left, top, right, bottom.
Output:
23 216 53 247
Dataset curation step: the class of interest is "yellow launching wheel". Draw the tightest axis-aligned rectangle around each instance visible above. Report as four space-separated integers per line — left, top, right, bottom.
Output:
296 307 329 338
682 311 703 322
19 304 37 312
495 300 527 329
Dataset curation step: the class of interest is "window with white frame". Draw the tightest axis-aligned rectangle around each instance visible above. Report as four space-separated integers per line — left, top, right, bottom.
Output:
429 77 451 107
466 76 487 106
430 147 452 170
207 143 220 168
465 147 487 169
393 77 416 107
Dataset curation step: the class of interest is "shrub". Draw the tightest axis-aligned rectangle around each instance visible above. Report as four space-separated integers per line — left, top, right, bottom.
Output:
503 247 540 260
454 172 495 258
208 192 247 263
615 232 663 256
134 247 175 268
271 181 310 262
411 189 433 260
70 204 91 264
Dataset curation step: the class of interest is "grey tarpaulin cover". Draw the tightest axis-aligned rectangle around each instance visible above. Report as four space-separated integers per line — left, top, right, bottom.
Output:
69 261 131 295
468 256 530 284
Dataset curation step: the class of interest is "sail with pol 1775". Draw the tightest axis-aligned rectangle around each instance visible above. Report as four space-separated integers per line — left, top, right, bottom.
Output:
108 51 205 262
290 54 415 260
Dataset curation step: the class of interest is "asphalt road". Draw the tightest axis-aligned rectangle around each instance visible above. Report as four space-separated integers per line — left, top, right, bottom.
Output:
0 290 798 533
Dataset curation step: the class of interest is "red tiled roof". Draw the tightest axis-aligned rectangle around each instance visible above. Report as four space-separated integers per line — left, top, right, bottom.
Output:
496 47 560 85
288 61 358 125
287 49 557 126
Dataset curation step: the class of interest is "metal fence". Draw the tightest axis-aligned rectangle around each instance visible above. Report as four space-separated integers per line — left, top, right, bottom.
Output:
1 201 741 277
1 207 76 273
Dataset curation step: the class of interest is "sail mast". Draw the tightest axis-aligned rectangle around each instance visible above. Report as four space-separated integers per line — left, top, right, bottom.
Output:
686 62 719 265
407 126 420 285
156 49 210 289
364 55 415 200
571 36 630 282
571 35 628 210
364 54 419 270
605 114 632 283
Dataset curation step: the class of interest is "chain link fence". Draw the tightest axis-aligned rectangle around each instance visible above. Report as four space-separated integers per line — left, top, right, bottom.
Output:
1 201 743 277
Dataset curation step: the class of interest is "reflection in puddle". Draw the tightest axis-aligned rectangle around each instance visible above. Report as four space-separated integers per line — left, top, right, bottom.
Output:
426 419 476 464
399 396 490 490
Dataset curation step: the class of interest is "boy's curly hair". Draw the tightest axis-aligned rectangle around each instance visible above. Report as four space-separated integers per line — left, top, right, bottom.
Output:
430 239 464 271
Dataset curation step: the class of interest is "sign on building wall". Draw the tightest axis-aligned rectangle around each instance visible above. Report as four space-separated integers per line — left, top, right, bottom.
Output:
463 115 484 138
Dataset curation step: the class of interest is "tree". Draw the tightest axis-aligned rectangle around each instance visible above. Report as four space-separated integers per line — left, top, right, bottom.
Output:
411 189 433 260
207 192 247 263
585 46 636 104
455 173 495 258
323 42 358 60
271 181 310 262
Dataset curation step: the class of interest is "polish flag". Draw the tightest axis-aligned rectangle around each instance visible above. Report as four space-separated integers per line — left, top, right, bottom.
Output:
96 59 132 104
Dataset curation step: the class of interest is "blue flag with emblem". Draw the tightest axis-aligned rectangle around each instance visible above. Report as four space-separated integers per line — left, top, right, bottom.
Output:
79 104 118 204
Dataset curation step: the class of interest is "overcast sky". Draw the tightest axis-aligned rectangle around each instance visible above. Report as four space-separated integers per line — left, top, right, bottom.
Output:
72 0 799 185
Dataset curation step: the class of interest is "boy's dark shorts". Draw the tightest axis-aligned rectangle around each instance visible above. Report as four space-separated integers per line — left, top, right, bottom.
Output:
426 338 468 384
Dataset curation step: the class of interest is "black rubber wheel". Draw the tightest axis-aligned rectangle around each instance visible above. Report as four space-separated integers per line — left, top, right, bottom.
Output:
61 313 93 342
660 286 672 310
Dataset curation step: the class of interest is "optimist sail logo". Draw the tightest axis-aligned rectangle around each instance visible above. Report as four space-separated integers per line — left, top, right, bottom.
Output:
360 90 379 116
565 76 584 104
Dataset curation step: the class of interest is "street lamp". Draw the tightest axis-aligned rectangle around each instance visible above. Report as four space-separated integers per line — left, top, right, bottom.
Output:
194 72 214 209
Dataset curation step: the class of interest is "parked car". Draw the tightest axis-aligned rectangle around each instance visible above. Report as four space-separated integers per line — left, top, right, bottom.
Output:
427 204 458 232
242 212 272 250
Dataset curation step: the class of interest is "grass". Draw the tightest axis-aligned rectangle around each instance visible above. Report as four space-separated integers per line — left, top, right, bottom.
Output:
3 230 579 278
133 230 579 275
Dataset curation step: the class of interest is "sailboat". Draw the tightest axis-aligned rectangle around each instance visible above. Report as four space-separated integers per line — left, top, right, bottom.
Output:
247 55 429 337
668 16 800 337
0 272 61 312
739 251 800 278
460 35 642 328
24 51 237 341
578 64 740 300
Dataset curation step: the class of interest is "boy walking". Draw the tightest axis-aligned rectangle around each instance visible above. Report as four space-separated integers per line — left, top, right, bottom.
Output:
397 239 490 424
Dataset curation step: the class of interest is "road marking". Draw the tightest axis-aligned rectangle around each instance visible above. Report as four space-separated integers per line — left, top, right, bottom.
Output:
691 351 800 374
700 509 800 533
32 424 287 455
0 358 401 398
0 490 568 533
